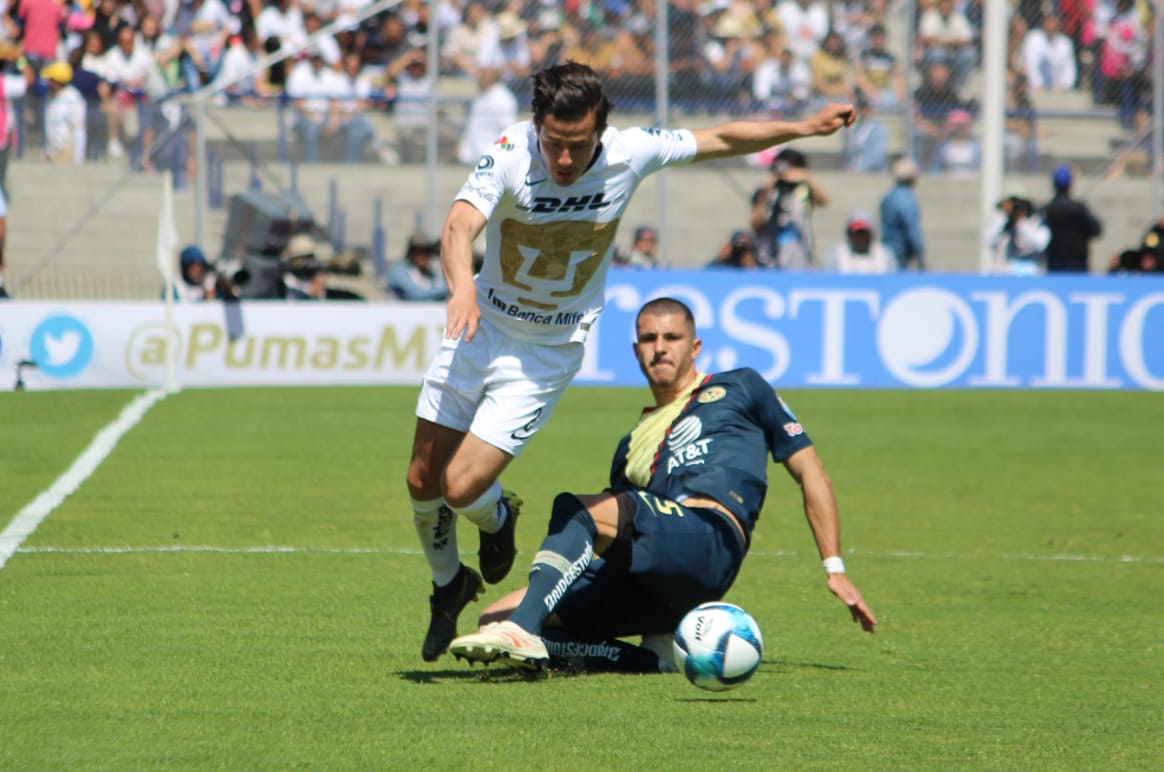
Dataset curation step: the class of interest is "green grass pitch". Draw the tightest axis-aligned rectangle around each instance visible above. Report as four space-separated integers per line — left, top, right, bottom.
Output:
1 386 1161 769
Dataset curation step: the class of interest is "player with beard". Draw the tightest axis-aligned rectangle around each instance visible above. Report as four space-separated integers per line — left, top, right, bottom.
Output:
447 297 877 672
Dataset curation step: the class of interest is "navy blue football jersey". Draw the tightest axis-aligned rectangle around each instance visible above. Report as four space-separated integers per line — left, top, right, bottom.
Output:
609 369 813 534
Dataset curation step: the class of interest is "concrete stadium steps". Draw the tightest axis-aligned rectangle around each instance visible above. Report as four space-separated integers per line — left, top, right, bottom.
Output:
4 153 1155 300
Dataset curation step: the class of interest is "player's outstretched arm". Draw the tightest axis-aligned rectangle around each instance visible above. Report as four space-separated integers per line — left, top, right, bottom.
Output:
690 102 855 162
827 572 878 633
441 200 487 342
784 446 878 633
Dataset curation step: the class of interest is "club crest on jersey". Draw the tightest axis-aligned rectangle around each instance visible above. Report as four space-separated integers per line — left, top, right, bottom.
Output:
698 386 726 404
665 416 712 473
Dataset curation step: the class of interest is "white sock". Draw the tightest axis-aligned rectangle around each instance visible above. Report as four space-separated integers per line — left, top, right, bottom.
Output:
450 481 504 534
412 497 459 586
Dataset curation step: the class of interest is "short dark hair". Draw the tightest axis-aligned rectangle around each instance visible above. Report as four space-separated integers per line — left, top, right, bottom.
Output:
637 297 695 330
530 61 613 135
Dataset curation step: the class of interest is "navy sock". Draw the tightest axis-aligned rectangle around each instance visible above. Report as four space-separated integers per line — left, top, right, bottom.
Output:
509 493 596 634
540 630 663 673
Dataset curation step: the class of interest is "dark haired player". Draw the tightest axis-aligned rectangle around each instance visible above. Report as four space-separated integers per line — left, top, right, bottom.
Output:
448 298 877 671
406 61 857 662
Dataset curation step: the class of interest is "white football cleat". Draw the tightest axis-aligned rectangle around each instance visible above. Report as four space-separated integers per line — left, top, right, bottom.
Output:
449 621 549 670
640 633 679 673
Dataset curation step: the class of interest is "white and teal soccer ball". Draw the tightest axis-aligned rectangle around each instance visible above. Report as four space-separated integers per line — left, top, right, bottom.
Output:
672 602 764 692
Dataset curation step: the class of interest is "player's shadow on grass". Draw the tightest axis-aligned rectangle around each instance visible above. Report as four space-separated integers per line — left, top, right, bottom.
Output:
766 658 851 671
398 668 549 684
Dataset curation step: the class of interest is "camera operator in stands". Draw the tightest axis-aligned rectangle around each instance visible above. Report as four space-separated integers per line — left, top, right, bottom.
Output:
282 233 328 300
984 188 1050 276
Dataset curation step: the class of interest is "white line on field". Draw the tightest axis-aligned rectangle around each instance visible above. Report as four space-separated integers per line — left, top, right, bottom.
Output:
0 389 170 571
11 545 1164 564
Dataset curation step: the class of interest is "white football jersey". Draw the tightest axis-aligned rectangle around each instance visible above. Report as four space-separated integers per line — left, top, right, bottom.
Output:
456 120 698 344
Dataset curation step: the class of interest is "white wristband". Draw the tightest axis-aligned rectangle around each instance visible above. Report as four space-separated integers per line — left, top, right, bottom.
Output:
822 556 846 575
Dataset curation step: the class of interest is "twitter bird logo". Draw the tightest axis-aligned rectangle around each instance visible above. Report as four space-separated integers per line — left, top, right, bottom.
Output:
29 315 93 378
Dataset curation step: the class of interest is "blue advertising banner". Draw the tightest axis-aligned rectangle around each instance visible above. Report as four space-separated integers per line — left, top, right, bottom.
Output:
575 271 1164 390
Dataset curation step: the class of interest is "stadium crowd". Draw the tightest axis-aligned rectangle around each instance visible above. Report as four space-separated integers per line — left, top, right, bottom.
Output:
0 0 1158 171
0 0 1159 294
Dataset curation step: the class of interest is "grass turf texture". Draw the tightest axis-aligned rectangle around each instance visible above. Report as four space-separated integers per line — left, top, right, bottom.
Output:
1 386 1161 768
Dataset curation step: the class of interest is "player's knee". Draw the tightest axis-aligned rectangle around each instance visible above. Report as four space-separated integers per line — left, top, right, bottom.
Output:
405 459 439 500
549 492 597 537
439 473 490 509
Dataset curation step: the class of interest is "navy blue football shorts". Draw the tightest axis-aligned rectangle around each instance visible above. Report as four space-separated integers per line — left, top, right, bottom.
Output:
553 490 748 640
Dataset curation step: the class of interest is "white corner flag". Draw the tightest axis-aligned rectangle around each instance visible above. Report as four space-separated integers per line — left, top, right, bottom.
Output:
157 170 179 281
157 170 179 393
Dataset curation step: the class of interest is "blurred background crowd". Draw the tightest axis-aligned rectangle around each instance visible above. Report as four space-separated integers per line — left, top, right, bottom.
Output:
0 0 1160 302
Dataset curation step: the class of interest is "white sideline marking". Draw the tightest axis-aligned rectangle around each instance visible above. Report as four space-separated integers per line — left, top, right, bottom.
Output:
0 389 170 571
11 545 1164 564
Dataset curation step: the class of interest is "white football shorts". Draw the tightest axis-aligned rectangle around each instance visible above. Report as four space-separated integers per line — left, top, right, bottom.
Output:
415 315 586 457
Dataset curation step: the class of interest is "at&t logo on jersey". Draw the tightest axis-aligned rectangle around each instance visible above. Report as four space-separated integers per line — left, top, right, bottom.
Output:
665 416 713 473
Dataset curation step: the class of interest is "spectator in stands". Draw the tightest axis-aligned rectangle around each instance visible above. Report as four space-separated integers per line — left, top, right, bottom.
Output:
139 13 184 94
918 0 977 93
752 35 811 116
809 30 853 107
387 232 448 301
17 0 67 71
442 1 495 79
456 63 517 166
1023 14 1078 92
104 24 163 162
935 108 981 177
842 93 887 173
211 27 272 104
256 0 307 60
880 158 926 271
855 23 904 108
1108 217 1164 274
1004 71 1039 172
42 61 87 165
1098 0 1148 127
701 12 762 109
526 7 566 74
1040 165 1102 273
666 3 708 105
476 10 531 94
335 50 394 164
751 147 829 270
385 46 432 163
282 232 327 299
286 50 338 163
614 225 661 270
561 21 617 79
173 0 238 87
165 245 219 301
831 0 876 55
913 62 969 171
0 56 33 194
302 10 342 65
65 44 115 162
985 188 1050 276
776 0 828 68
1138 216 1164 271
707 229 761 269
360 12 412 70
824 211 895 273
